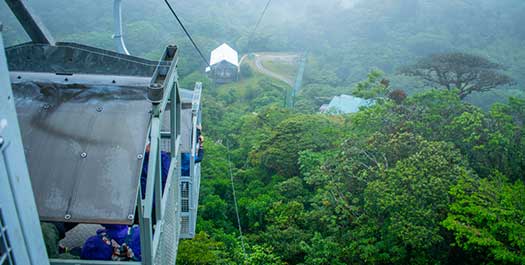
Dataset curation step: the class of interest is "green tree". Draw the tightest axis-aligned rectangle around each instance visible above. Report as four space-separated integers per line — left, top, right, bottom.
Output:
244 245 285 265
177 232 232 264
300 233 345 265
351 69 391 101
240 63 253 79
254 115 343 177
443 175 525 264
400 53 515 99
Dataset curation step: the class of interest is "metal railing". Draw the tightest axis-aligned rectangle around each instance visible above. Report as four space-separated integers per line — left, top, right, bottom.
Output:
139 45 181 265
2 1 205 259
180 83 202 239
0 25 51 265
47 46 184 265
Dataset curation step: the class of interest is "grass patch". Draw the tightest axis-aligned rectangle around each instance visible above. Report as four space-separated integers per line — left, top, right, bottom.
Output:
260 60 298 81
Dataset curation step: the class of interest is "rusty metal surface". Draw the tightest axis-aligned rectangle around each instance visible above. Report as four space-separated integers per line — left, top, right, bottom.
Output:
13 83 151 224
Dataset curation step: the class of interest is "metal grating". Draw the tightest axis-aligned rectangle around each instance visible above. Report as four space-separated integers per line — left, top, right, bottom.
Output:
191 163 202 236
0 209 15 265
153 164 181 265
180 216 190 235
180 180 191 237
181 181 190 206
160 138 171 153
182 200 189 213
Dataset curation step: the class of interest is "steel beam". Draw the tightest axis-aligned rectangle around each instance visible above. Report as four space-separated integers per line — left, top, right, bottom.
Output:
0 23 50 265
4 0 55 45
139 44 182 265
291 52 307 108
10 71 151 88
113 0 130 55
6 42 163 77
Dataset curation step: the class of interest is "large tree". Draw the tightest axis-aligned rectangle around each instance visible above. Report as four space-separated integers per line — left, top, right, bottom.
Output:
400 53 514 99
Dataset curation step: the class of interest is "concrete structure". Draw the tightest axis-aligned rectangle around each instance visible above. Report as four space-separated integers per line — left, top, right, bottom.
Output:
207 43 239 83
321 94 373 114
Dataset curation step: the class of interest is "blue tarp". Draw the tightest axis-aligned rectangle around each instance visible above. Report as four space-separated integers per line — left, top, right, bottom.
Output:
326 94 373 114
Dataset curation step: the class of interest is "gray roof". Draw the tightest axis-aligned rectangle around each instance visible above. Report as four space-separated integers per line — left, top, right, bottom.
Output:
325 94 373 114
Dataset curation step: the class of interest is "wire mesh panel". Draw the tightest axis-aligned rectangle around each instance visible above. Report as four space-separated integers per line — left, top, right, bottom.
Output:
190 163 201 237
181 180 190 212
160 138 171 153
0 209 15 265
180 216 190 236
153 163 181 265
180 179 191 238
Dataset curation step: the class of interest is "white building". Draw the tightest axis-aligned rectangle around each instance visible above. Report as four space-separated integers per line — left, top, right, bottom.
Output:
206 43 239 83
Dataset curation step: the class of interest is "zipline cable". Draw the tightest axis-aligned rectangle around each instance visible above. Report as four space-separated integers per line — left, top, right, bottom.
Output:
247 0 272 44
226 140 247 260
163 0 210 67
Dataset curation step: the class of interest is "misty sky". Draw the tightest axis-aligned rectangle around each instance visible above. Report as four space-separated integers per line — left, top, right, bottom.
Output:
1 0 524 87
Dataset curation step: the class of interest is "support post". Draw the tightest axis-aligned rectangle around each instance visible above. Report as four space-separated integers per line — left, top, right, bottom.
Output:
113 0 130 55
4 0 55 45
139 44 180 264
0 24 50 265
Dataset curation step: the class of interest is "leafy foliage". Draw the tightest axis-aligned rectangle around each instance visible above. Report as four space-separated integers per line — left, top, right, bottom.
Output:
198 64 524 263
443 175 525 264
400 53 515 99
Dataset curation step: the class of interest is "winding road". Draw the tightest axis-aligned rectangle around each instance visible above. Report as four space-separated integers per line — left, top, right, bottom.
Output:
244 53 300 87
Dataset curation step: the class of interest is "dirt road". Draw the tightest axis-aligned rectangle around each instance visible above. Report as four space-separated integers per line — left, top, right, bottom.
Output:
251 53 299 86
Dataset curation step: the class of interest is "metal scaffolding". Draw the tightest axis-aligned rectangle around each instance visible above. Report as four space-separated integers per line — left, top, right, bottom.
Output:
0 23 50 265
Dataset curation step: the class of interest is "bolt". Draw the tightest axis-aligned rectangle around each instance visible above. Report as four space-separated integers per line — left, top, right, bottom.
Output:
96 106 103 112
64 214 72 220
80 152 87 158
128 214 134 220
137 154 143 160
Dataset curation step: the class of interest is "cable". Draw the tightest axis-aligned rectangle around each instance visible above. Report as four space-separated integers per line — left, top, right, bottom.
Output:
226 140 247 261
163 0 210 67
247 0 272 44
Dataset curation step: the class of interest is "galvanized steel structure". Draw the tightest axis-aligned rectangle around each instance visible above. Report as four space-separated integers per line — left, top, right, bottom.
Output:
1 0 204 264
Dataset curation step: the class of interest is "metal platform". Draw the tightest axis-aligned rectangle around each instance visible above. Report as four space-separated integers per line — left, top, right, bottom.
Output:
14 83 150 224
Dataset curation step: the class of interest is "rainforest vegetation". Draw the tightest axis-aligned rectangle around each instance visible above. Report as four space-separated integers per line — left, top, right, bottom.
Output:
1 0 524 264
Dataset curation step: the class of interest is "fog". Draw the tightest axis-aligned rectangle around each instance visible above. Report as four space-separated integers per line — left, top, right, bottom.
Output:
1 0 524 98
